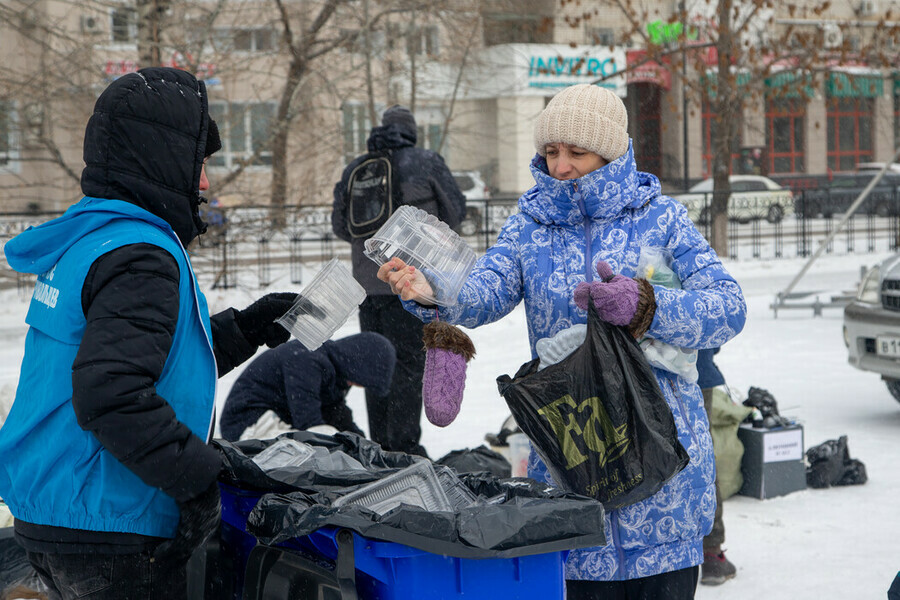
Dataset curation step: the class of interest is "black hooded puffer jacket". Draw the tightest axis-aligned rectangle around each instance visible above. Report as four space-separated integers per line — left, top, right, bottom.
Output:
14 68 257 554
332 115 466 294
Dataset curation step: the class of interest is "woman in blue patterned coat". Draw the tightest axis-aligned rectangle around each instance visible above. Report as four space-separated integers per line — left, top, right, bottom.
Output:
379 83 746 599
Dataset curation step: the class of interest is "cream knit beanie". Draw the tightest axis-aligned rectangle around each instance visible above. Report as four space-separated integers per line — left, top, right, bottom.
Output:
533 84 629 163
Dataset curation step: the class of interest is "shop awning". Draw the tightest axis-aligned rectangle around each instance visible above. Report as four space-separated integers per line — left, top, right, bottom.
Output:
765 70 815 99
626 50 672 90
701 70 752 99
826 70 883 98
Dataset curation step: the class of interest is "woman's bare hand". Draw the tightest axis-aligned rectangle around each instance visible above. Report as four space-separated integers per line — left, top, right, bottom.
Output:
376 258 436 305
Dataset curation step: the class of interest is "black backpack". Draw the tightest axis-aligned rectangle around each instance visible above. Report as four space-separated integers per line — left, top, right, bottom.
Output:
345 151 396 239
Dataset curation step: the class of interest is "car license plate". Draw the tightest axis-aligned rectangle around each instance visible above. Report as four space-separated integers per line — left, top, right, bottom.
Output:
876 336 900 357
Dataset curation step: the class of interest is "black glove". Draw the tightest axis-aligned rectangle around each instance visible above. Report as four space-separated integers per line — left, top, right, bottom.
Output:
153 481 221 564
234 292 298 348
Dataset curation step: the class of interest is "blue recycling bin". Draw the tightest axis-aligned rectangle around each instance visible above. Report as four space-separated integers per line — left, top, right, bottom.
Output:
219 482 569 600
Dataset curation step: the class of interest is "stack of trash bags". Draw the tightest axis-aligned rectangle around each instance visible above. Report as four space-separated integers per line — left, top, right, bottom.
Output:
216 431 607 557
740 386 867 489
805 435 867 489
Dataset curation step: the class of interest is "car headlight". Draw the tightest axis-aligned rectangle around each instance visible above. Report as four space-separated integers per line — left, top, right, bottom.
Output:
857 265 881 303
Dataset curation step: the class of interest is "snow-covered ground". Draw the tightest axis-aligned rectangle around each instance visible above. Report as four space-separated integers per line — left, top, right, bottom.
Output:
1 250 898 599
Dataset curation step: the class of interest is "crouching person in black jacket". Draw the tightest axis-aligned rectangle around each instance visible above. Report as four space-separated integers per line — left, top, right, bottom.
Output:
0 67 298 600
220 332 396 442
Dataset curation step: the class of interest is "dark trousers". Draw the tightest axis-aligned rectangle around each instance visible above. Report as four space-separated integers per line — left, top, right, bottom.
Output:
567 567 699 600
27 549 186 600
701 387 725 551
359 295 428 457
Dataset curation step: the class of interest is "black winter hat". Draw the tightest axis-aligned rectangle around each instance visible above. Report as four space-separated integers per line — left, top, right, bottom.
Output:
205 117 222 157
382 105 416 131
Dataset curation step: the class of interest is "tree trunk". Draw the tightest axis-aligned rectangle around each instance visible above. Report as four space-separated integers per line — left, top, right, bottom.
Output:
136 0 169 67
270 59 305 221
710 0 735 256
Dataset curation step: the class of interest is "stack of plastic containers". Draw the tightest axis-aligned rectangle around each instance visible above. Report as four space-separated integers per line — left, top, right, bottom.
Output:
276 258 366 350
363 206 476 306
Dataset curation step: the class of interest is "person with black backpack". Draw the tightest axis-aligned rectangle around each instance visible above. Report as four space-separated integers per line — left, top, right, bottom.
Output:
331 105 464 457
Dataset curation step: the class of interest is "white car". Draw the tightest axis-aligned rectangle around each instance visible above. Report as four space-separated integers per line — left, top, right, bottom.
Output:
672 175 794 224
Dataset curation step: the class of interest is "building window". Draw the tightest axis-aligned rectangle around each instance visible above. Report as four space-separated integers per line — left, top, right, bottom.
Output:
481 0 553 46
626 83 662 177
826 97 874 171
766 98 805 174
0 101 19 173
111 7 138 44
407 25 439 57
207 101 275 169
213 28 277 53
586 27 615 46
416 124 443 153
894 81 900 154
701 98 742 177
342 102 373 163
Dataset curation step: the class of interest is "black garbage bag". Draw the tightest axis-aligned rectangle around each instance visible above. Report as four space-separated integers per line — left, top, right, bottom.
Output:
215 431 606 559
496 303 689 510
744 386 781 418
805 435 867 488
436 446 511 478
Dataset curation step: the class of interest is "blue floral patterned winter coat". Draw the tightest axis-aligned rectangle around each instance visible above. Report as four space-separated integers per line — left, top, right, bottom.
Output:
404 142 746 581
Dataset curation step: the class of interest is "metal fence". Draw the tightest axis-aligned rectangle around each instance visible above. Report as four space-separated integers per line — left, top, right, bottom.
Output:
2 191 899 292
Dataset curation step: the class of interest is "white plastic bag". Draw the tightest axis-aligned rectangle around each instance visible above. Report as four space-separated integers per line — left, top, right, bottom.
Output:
636 247 698 381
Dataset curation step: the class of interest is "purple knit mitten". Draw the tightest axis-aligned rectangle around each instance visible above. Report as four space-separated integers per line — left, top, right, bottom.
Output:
573 260 640 326
422 321 476 427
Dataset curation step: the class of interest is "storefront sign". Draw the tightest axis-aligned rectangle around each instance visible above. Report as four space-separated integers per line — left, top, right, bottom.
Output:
103 53 219 85
626 50 672 90
464 44 626 98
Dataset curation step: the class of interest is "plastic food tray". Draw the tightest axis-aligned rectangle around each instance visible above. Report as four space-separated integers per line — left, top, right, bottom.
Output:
333 460 453 515
434 465 478 509
251 438 316 470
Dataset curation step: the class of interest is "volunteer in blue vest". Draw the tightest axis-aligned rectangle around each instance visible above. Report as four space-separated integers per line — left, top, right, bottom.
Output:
379 84 746 599
0 67 298 600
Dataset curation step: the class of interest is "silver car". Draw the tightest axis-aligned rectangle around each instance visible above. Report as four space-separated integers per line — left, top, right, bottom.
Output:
843 253 900 403
672 175 795 224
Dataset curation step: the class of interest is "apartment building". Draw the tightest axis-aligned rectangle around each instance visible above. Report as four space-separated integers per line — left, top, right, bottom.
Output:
1 0 898 212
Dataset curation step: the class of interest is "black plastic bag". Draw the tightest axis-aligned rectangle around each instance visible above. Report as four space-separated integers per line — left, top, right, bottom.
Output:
496 303 689 510
436 446 511 478
806 435 867 488
215 432 607 559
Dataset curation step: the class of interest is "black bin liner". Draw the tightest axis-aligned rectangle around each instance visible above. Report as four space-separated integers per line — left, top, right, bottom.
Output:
805 435 867 488
215 431 606 559
436 446 511 478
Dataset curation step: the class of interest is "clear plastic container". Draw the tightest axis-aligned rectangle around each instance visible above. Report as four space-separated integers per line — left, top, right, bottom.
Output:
434 465 478 509
276 258 366 350
251 438 316 470
507 433 531 478
363 206 476 306
333 460 453 515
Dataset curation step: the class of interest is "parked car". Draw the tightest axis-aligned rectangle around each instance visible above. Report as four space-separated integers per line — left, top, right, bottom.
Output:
671 175 794 224
843 253 900 405
453 170 491 235
855 162 900 174
792 172 900 218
